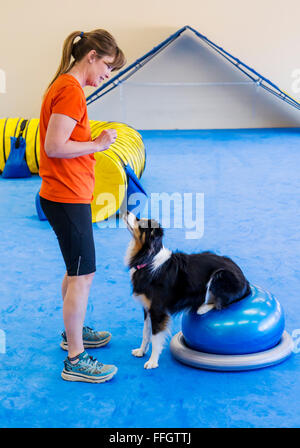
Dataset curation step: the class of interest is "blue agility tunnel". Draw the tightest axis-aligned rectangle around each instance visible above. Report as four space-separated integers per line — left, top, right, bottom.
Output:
170 284 294 371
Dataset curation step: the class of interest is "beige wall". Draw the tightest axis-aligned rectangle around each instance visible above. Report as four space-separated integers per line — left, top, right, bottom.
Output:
1 0 300 121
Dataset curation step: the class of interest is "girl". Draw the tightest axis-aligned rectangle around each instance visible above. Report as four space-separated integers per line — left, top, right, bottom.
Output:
39 29 126 383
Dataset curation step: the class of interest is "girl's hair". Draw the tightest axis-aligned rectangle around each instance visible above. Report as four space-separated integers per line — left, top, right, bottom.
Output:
44 29 126 95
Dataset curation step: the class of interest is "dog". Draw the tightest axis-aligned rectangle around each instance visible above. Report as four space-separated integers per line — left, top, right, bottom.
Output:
123 211 251 369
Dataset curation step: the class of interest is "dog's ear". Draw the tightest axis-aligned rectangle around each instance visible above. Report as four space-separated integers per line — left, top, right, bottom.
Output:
150 224 163 239
148 225 164 254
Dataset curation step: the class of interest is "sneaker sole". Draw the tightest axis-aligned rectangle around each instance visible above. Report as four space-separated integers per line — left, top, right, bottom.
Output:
61 367 118 383
60 334 111 351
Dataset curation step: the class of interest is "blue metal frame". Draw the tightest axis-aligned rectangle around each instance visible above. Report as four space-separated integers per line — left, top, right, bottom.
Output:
86 25 300 111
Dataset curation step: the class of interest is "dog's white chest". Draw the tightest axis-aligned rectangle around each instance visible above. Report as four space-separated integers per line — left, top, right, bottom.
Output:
129 267 136 280
151 246 172 272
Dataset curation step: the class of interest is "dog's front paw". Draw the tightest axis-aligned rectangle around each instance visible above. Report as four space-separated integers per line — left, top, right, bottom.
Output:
197 304 215 315
132 348 145 357
144 359 158 369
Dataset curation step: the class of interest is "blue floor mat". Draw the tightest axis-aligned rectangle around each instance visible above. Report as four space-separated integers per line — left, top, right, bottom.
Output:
0 128 299 428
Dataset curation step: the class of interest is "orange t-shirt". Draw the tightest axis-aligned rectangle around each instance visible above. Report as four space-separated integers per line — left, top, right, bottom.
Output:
39 73 96 203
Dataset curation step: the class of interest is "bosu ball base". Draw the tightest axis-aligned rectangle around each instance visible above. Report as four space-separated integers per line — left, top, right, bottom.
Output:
170 330 293 371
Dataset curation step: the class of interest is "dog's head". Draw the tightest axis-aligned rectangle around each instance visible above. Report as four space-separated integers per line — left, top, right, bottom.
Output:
123 211 164 263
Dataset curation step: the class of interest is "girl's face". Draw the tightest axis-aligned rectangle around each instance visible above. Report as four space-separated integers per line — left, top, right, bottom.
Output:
86 52 115 88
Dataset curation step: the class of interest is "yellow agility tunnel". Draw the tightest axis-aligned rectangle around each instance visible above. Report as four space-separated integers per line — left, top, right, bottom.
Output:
0 118 146 222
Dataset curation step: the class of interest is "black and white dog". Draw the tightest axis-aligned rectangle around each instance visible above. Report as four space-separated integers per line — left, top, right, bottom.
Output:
124 211 250 369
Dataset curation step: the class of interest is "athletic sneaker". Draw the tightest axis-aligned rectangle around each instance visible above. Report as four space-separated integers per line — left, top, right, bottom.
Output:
61 351 117 383
60 326 111 350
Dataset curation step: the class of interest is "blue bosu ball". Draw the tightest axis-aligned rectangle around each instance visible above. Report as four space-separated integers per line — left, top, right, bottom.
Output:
182 284 285 355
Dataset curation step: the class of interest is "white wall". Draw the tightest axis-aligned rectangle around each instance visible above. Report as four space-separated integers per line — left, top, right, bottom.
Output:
0 0 300 129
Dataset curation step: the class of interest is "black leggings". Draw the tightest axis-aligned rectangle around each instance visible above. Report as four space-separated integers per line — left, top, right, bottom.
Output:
40 196 96 276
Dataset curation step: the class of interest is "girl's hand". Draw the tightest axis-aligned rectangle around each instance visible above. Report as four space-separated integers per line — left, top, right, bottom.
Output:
93 129 117 152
